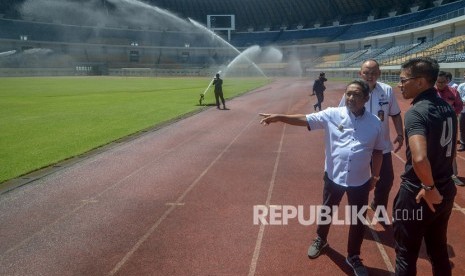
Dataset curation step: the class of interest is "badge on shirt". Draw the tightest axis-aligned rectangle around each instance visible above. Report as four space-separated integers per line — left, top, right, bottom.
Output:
378 109 384 121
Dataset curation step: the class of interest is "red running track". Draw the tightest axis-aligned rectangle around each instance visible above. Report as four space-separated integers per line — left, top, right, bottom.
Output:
0 78 464 275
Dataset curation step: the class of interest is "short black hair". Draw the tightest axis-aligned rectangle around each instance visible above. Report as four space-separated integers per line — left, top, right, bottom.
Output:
319 72 325 76
401 57 439 86
445 71 453 81
438 71 448 78
347 79 370 97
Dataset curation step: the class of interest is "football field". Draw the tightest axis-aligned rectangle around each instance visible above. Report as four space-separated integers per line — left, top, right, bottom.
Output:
0 76 269 184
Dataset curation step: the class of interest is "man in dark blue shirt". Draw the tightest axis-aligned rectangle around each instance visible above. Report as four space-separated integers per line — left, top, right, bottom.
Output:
312 72 327 111
394 57 457 276
213 73 226 110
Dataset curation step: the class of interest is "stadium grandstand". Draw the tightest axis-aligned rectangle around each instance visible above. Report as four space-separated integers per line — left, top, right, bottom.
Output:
0 0 464 81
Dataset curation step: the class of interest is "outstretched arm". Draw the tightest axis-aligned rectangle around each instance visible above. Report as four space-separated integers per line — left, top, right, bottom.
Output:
259 113 308 127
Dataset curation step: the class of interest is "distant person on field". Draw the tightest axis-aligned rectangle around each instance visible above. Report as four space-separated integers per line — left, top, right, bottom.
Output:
213 73 226 110
311 72 327 111
436 70 464 186
339 59 404 216
260 79 383 276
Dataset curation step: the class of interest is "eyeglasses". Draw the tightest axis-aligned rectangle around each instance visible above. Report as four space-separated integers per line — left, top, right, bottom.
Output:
399 77 419 85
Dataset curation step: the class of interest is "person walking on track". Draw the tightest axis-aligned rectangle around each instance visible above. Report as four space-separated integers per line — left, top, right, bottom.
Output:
312 72 327 111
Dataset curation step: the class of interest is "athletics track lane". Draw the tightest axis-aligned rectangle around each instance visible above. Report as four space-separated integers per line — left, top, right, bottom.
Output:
0 78 464 275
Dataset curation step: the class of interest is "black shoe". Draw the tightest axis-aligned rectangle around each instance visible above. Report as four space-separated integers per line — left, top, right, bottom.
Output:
307 237 328 259
458 144 465 152
346 255 368 276
313 104 317 111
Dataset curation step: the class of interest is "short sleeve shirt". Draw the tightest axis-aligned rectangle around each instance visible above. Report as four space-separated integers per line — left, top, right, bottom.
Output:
339 82 401 153
306 107 383 187
402 88 457 199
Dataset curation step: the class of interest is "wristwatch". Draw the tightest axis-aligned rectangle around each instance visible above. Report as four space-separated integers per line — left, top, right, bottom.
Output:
372 176 380 182
420 183 435 191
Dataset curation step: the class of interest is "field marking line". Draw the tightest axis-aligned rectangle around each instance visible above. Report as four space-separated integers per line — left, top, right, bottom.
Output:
365 217 395 273
392 151 406 164
108 113 259 276
453 202 465 215
0 132 202 258
248 83 298 276
248 124 286 276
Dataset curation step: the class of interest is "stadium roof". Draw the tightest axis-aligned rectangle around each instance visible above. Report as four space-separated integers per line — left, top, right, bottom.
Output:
0 0 460 31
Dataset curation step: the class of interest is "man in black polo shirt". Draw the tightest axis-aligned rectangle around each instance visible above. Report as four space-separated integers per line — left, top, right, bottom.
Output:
394 57 457 276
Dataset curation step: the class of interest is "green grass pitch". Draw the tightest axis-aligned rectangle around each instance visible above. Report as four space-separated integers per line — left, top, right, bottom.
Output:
0 76 269 184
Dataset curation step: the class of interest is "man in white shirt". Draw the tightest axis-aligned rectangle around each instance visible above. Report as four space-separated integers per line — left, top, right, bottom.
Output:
339 59 404 216
260 79 383 276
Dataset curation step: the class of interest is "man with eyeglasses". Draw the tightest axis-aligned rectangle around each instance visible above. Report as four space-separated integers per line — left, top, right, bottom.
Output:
260 80 383 276
394 57 457 276
339 59 404 218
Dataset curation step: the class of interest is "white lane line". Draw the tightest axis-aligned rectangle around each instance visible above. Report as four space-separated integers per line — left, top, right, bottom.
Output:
392 151 406 164
108 114 259 276
248 124 286 276
1 133 202 258
453 202 465 215
366 217 395 273
363 150 407 273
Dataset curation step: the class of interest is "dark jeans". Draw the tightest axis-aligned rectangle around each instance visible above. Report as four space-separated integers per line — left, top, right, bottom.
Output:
317 172 371 257
393 185 454 276
372 153 394 208
214 91 225 108
459 113 465 145
314 91 324 111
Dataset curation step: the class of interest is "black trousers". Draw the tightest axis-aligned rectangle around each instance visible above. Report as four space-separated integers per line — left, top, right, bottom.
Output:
372 153 394 208
393 185 454 276
316 173 371 257
314 91 324 110
214 90 225 108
